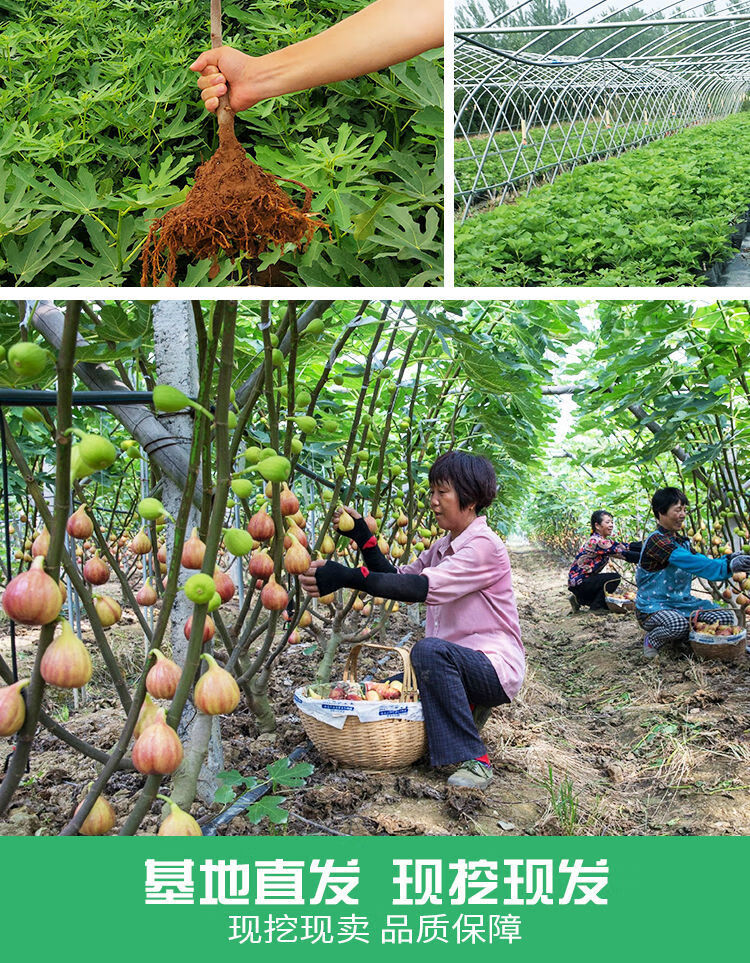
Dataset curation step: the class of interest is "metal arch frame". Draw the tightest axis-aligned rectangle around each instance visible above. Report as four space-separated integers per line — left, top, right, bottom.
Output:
454 2 750 221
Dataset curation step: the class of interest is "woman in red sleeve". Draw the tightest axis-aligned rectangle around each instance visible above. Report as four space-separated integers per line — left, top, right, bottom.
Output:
568 511 642 614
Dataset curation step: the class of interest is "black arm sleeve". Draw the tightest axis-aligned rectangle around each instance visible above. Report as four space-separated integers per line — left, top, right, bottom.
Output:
346 516 397 573
315 560 428 603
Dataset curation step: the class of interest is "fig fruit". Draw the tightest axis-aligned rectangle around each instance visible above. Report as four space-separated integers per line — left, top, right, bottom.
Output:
213 568 235 603
293 415 317 435
131 708 183 775
136 578 158 607
0 679 30 736
134 693 160 739
157 794 202 836
8 342 49 379
194 653 240 715
261 573 289 611
256 455 291 483
146 649 182 700
181 527 206 570
66 504 94 539
93 594 122 627
183 573 215 604
129 528 152 555
284 532 311 575
320 534 335 555
184 614 215 642
137 497 173 521
31 526 50 558
2 556 62 625
152 384 212 420
230 478 254 499
249 549 274 581
279 485 300 517
70 430 117 473
337 511 355 533
247 506 275 541
41 619 92 689
75 792 116 836
83 553 110 586
223 528 254 556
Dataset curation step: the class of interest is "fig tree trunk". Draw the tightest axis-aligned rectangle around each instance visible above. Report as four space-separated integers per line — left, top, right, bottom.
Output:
152 300 223 806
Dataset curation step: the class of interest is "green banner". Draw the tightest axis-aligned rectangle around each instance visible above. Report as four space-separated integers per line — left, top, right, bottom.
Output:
1 836 744 957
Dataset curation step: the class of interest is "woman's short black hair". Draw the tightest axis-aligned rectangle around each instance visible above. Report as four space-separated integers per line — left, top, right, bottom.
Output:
590 510 613 533
652 487 688 519
428 451 497 512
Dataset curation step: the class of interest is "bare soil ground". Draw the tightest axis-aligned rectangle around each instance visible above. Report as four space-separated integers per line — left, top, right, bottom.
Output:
3 545 750 836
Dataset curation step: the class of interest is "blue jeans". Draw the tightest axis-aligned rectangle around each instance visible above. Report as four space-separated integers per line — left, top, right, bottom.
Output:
410 636 510 767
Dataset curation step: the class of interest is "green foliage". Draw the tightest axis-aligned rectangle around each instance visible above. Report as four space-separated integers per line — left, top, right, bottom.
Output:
0 0 442 286
214 758 315 830
455 114 750 286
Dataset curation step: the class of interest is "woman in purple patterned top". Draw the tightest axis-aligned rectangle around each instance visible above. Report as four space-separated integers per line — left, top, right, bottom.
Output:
568 511 641 613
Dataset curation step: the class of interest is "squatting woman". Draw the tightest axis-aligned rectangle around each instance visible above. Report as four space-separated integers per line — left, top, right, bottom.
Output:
568 510 641 613
300 450 524 789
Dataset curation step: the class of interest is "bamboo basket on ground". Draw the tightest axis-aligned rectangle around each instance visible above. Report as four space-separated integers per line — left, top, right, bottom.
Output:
604 578 635 613
689 627 746 663
297 643 426 770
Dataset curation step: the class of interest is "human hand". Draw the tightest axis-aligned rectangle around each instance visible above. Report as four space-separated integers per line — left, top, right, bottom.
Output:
190 46 260 113
730 553 750 574
333 505 361 530
299 558 328 597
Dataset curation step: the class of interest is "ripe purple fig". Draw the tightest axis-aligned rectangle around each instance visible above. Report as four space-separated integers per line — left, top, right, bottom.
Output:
2 556 62 626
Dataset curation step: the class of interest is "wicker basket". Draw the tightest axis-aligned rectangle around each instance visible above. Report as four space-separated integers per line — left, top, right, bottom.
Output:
604 579 635 613
297 643 426 770
689 627 747 663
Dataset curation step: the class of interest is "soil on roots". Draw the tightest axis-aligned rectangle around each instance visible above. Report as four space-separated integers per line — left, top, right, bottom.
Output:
140 121 328 286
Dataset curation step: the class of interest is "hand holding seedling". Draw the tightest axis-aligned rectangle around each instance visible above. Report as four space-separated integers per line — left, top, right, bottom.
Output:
190 0 443 113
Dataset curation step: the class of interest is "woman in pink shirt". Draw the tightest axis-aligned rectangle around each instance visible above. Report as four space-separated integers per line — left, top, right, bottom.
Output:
301 451 525 789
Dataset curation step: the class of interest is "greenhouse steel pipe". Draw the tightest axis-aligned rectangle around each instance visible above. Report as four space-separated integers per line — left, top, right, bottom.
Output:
0 390 154 407
456 16 750 36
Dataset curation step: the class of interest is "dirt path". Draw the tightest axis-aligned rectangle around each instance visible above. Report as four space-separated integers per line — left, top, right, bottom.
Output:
3 545 750 836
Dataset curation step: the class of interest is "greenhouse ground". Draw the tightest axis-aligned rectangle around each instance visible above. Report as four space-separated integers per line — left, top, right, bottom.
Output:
2 545 750 837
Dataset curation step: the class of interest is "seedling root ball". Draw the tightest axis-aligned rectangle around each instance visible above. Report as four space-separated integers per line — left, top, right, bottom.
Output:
140 123 328 286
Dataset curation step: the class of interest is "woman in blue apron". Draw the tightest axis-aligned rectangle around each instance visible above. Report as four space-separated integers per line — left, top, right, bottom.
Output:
636 487 750 658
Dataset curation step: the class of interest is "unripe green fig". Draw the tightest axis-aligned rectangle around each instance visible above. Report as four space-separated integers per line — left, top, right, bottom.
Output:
260 447 277 459
152 385 212 420
305 319 325 335
137 497 172 521
242 446 261 464
256 456 291 483
22 406 44 424
69 429 117 473
231 478 254 499
8 342 50 379
207 591 222 612
269 333 279 348
227 411 237 429
290 437 303 456
184 573 216 604
295 389 312 410
293 415 317 435
271 348 284 367
223 528 255 556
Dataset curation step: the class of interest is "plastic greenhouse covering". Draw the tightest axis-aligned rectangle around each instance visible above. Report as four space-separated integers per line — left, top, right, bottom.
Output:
454 2 750 219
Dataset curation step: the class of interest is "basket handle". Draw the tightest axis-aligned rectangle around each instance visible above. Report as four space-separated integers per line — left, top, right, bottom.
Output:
603 578 620 595
343 642 420 703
